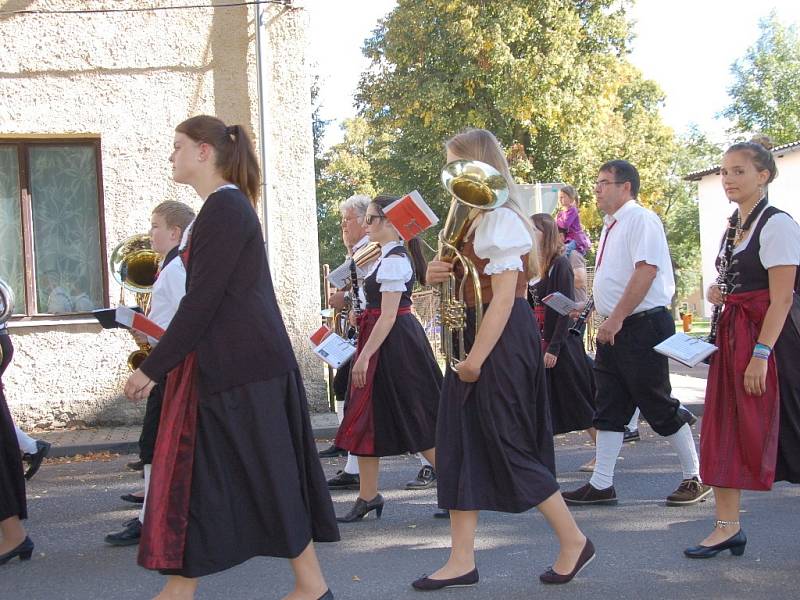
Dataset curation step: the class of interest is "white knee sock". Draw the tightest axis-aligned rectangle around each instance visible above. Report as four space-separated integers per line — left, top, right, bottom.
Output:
139 464 152 524
344 453 360 475
417 453 431 467
626 408 640 432
15 425 38 454
665 424 700 480
335 400 345 425
589 430 624 489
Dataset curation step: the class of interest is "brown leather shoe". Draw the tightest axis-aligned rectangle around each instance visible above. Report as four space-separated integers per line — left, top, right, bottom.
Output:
666 477 712 506
562 483 618 506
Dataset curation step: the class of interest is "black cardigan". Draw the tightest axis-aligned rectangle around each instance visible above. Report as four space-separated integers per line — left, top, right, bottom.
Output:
533 255 576 357
139 187 297 393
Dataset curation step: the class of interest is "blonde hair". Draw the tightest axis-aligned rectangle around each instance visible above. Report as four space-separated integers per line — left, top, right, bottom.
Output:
152 200 196 233
445 128 538 279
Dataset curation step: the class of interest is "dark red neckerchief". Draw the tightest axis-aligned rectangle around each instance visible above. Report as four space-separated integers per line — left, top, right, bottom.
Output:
699 288 780 491
138 236 201 570
335 306 412 455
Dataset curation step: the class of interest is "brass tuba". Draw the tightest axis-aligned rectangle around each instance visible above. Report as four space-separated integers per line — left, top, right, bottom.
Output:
0 278 14 325
110 234 160 370
438 160 509 367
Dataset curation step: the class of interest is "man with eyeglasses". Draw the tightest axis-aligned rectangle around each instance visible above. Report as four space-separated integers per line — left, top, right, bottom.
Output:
562 160 710 508
321 195 438 492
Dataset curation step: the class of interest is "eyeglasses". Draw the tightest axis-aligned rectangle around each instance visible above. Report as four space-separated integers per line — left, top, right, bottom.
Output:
364 214 386 225
340 215 359 227
595 180 625 189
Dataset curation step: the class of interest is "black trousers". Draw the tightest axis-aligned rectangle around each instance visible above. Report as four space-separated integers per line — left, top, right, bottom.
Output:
592 308 688 437
138 382 164 464
332 360 352 404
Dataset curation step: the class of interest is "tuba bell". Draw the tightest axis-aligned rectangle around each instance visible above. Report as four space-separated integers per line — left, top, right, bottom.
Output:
0 278 14 326
438 160 509 367
110 234 160 370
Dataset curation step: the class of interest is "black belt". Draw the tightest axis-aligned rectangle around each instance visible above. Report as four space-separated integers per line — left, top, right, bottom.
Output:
622 306 668 326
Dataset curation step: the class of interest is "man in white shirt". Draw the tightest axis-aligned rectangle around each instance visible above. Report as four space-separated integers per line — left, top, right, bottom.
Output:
562 160 710 507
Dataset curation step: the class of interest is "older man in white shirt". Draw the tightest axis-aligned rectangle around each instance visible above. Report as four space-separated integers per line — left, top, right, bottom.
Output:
562 160 710 507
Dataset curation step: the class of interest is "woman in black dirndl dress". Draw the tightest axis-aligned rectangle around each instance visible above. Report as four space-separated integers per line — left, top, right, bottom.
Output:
335 195 441 522
124 116 338 600
413 129 594 592
0 324 35 566
530 214 596 439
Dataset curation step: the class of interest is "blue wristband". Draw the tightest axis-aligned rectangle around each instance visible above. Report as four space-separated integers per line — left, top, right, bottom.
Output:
752 343 772 360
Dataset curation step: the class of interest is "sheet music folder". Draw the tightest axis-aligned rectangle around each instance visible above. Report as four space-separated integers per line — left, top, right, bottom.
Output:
653 333 717 368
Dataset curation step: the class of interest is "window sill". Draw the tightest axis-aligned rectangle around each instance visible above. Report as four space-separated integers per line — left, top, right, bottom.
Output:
7 317 102 329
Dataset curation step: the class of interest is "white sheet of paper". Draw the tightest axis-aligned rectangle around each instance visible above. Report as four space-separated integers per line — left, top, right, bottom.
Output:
327 259 352 290
313 332 357 369
653 333 717 368
542 292 581 316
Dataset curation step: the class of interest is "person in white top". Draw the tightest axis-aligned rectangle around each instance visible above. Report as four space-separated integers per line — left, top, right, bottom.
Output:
562 160 710 508
105 200 195 547
323 195 437 491
418 129 593 592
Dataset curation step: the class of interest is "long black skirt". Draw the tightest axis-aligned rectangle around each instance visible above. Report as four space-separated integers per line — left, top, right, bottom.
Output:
775 297 800 484
436 298 559 513
0 335 26 521
547 334 596 435
171 370 340 578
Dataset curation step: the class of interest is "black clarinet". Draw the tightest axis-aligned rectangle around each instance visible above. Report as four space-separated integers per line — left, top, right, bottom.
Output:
569 294 594 336
347 257 363 341
706 213 739 347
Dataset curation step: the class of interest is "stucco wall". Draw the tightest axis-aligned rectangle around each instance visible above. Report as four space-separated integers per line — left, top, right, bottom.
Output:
697 149 800 318
0 2 325 427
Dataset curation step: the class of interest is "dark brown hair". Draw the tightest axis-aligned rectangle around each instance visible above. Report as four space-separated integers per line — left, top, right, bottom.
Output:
151 200 196 233
175 115 261 207
725 136 778 184
372 195 428 286
531 213 563 276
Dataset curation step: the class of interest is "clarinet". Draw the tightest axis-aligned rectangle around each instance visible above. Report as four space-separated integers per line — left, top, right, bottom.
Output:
706 214 738 347
347 257 363 341
569 294 594 336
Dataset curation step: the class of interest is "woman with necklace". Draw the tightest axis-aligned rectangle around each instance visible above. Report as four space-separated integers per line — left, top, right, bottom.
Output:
685 138 800 559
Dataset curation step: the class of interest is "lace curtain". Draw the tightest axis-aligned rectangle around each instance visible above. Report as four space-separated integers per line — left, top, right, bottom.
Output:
0 143 104 315
0 147 24 313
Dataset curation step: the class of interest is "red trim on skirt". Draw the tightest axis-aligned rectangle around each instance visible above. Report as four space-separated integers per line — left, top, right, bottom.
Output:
138 352 200 570
699 289 780 491
335 306 411 455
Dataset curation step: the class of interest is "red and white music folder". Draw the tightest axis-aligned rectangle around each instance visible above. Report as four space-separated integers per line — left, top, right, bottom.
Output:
383 190 439 241
115 306 165 341
309 324 356 369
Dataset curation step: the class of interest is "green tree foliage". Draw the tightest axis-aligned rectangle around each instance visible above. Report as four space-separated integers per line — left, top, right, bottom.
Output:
356 0 676 249
663 128 723 300
315 117 381 272
723 12 800 144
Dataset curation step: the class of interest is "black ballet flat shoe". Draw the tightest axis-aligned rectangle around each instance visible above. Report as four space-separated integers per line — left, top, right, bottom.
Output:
23 440 52 481
0 537 34 566
336 494 384 523
120 493 145 504
539 538 595 584
411 568 479 591
684 530 747 558
317 590 334 600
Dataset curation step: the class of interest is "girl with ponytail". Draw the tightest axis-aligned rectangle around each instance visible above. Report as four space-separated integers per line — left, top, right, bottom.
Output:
124 115 338 600
334 195 442 523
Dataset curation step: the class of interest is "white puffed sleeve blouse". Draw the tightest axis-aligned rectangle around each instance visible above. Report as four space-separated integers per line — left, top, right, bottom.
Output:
472 207 533 275
374 241 414 292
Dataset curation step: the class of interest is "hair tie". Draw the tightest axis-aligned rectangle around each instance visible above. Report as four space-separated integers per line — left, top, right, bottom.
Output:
225 125 236 136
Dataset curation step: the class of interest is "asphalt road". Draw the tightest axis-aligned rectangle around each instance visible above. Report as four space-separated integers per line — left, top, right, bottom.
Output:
3 424 799 600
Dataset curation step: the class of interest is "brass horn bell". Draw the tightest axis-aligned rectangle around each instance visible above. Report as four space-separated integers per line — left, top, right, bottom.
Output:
110 234 160 371
438 160 509 368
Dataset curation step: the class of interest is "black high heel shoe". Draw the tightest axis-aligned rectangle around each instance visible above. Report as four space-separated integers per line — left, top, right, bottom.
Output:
684 529 747 558
336 494 384 523
0 537 34 565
